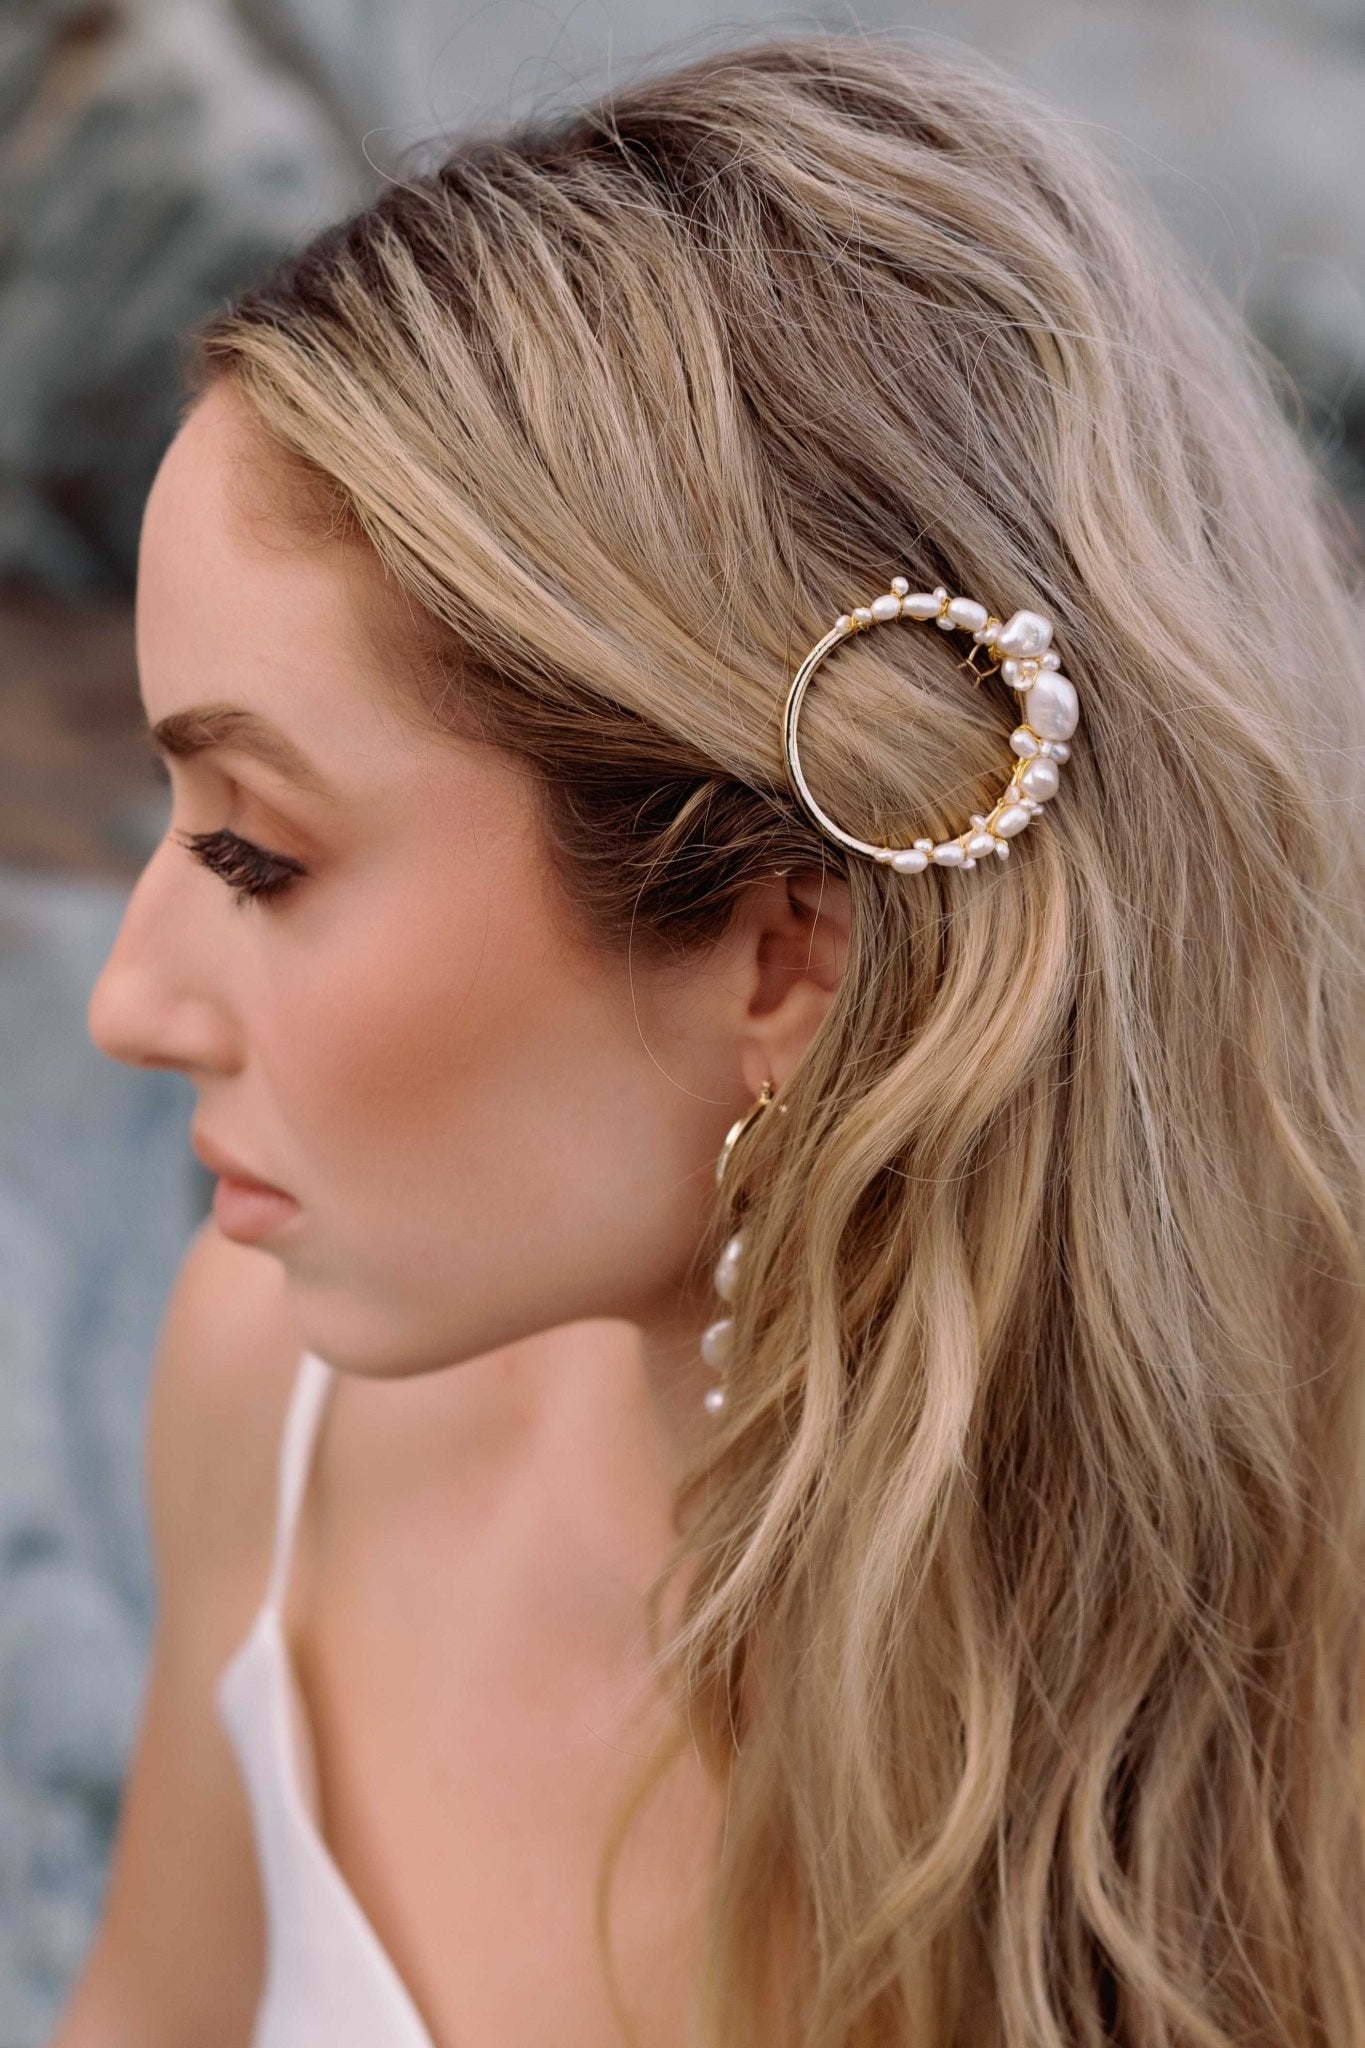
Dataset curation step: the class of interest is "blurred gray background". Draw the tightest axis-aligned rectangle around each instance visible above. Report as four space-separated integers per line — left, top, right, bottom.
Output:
1 1 1362 2039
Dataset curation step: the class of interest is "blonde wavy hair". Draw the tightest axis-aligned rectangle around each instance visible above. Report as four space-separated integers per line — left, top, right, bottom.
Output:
187 31 1365 2048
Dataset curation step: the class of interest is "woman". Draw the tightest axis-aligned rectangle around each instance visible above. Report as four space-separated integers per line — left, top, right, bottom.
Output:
56 30 1365 2048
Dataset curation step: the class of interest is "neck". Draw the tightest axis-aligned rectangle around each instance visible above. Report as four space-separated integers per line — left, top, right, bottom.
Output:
454 1281 716 1550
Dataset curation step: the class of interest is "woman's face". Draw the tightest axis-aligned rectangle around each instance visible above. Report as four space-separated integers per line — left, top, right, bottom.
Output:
87 384 756 1381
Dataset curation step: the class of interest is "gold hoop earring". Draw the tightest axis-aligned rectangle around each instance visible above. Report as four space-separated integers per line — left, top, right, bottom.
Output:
715 1078 776 1189
703 1078 787 1416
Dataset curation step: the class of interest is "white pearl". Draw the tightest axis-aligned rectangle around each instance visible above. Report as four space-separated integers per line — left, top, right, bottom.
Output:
901 592 942 619
934 611 955 630
1022 672 1078 741
870 593 902 622
992 609 1053 659
946 597 989 632
994 840 1011 858
703 1385 727 1415
852 606 873 626
1052 742 1071 763
700 1317 734 1371
1009 727 1041 758
835 613 852 632
994 803 1033 836
965 830 997 857
890 575 910 596
932 842 966 864
890 847 928 872
713 1232 744 1303
1041 651 1061 669
913 838 934 851
873 847 895 863
1001 657 1020 686
1018 756 1060 801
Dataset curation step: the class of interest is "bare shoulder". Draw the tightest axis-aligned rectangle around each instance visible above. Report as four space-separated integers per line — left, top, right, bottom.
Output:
46 1220 305 2048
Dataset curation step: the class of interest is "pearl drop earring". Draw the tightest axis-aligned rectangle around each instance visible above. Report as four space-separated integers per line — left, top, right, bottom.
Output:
700 1230 744 1415
702 1078 784 1416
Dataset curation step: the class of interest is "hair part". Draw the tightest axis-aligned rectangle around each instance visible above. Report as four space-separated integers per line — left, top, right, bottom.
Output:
187 30 1365 2048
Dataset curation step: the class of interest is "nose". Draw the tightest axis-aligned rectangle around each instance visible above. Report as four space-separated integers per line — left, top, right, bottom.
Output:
86 841 239 1075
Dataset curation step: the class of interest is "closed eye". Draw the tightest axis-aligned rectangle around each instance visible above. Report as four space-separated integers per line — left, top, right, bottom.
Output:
173 826 308 906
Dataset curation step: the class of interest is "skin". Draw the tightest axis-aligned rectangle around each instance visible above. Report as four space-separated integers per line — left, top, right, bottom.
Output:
88 380 849 1470
82 380 852 2037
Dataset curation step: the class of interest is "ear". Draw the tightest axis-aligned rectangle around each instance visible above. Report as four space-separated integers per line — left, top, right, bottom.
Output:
726 865 851 1098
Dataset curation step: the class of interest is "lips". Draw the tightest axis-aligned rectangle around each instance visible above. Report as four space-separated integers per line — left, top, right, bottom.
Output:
190 1127 292 1197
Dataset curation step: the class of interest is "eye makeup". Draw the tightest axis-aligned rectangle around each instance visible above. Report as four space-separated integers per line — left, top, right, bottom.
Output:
173 825 308 906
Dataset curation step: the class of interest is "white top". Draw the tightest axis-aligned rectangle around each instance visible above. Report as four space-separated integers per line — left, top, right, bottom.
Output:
214 1350 437 2048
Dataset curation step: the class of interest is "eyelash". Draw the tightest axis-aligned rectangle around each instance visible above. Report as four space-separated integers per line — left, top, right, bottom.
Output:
173 827 308 906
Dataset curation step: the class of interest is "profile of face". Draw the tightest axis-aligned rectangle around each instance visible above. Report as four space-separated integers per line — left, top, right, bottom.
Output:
87 383 847 1387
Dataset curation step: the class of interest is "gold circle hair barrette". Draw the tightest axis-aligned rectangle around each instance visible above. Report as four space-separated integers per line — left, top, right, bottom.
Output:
782 580 1079 871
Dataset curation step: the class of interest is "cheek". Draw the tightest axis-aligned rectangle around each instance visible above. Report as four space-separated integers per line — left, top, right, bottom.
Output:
258 844 689 1263
246 807 724 1378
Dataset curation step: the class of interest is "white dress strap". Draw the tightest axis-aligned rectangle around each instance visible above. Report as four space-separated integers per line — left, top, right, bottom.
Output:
214 1345 438 2047
262 1350 336 1615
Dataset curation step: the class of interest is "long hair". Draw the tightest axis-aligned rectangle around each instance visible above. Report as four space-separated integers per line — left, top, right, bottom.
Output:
186 33 1365 2047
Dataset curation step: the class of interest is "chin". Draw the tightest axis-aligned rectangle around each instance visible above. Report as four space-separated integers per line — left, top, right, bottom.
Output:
280 1293 504 1382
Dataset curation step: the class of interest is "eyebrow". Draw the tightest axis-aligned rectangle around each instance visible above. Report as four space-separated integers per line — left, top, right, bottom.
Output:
147 704 338 800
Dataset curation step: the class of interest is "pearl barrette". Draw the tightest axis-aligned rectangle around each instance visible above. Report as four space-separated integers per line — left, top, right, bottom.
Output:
782 581 1078 870
700 587 1076 1414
